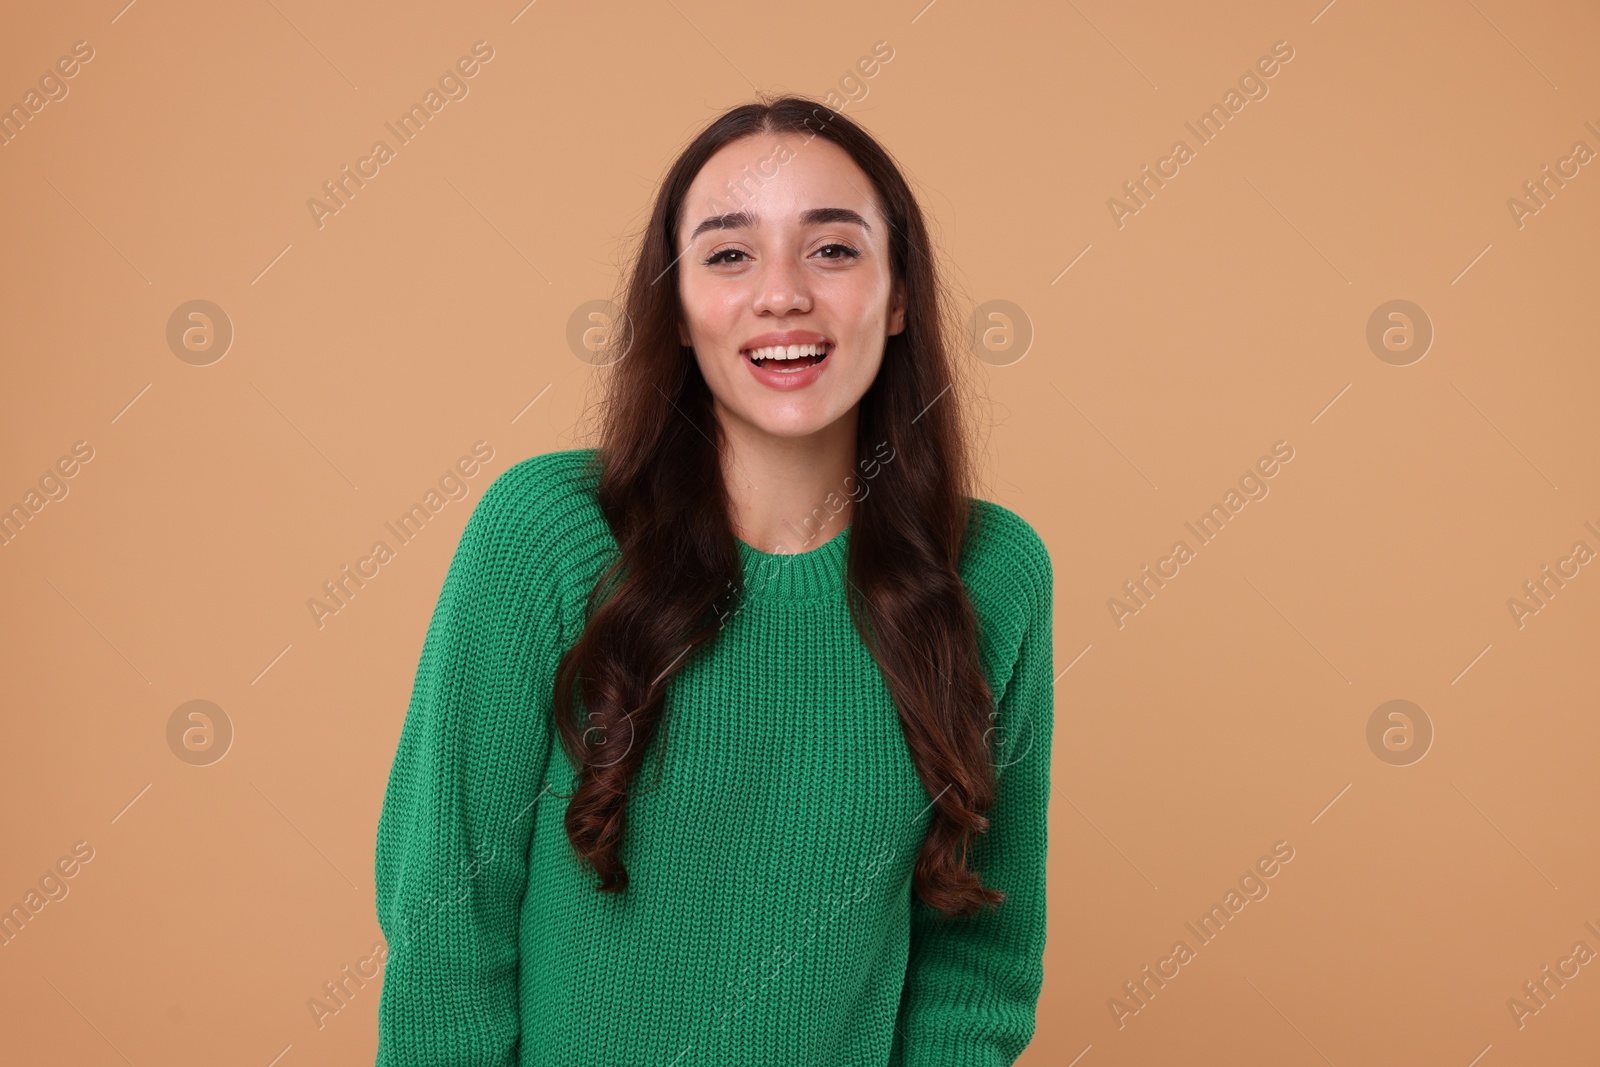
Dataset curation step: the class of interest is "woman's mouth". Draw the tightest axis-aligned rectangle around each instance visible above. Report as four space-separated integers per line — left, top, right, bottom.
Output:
742 342 832 372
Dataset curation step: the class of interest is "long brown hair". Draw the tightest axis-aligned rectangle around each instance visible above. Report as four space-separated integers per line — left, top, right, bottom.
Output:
553 94 1002 917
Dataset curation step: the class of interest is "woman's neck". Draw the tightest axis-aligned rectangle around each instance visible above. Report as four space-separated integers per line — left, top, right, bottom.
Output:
717 407 858 554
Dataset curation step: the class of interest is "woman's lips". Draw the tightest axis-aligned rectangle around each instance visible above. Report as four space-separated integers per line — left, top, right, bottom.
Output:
741 343 833 390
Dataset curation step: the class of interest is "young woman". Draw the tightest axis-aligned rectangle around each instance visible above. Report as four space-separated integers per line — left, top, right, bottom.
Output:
374 95 1054 1066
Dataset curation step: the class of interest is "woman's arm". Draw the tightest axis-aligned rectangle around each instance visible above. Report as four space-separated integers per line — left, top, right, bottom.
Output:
897 523 1054 1065
374 474 563 1066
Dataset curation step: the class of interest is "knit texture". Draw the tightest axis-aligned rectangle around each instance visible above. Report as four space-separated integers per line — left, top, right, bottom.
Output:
373 447 1054 1066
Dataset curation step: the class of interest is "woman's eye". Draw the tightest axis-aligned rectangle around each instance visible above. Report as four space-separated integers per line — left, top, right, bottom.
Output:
704 248 748 265
815 243 861 260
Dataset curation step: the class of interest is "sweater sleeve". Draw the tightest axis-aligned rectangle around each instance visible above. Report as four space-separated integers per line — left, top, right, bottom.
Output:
896 522 1054 1066
374 470 565 1066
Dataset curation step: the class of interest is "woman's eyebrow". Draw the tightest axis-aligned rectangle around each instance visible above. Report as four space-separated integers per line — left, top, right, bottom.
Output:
688 207 872 243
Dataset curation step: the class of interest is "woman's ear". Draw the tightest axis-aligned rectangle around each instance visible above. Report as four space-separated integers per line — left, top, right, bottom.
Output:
678 320 691 347
887 280 907 337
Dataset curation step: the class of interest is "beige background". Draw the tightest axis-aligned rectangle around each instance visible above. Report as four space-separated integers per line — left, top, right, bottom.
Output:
2 1 1597 1064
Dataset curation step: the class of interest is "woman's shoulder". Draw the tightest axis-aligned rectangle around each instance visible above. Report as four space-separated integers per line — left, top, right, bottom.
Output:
459 446 613 591
960 496 1053 616
479 446 602 511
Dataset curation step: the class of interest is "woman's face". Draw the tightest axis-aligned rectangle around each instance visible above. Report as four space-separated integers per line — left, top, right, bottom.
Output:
676 133 905 443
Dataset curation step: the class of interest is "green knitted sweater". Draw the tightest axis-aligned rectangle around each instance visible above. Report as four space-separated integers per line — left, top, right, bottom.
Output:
373 447 1054 1066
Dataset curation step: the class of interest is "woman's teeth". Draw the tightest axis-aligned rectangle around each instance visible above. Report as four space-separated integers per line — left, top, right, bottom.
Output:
745 343 830 370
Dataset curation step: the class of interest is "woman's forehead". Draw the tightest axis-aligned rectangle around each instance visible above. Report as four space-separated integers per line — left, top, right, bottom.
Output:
681 139 880 238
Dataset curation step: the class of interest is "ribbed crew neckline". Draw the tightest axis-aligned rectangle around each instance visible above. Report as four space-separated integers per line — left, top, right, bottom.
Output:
734 521 851 603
